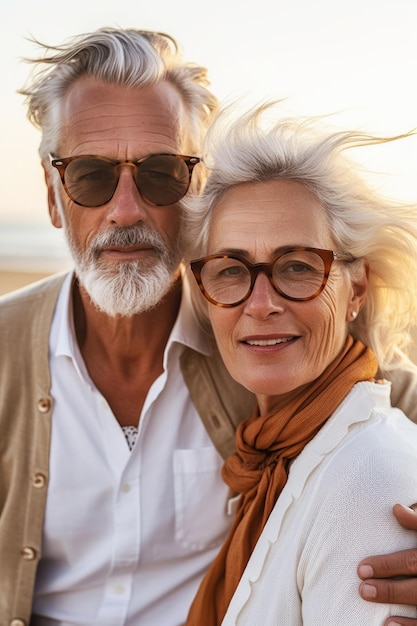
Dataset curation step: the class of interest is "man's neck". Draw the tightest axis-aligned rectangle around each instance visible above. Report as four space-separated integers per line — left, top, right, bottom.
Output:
72 277 182 426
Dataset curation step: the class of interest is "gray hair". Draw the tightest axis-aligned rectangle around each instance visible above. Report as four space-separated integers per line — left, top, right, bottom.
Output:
19 27 218 160
187 102 417 369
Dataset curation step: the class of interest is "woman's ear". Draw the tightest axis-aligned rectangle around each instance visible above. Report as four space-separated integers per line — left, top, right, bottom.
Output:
347 258 369 321
42 161 63 229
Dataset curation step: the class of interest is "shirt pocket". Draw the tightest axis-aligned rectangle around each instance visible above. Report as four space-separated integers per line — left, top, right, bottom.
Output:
173 446 233 551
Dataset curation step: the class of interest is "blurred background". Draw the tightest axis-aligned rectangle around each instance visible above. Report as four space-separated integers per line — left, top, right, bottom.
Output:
1 0 416 340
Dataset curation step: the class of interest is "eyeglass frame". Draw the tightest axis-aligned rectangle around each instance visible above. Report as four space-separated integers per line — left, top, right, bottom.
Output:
190 247 355 307
49 153 201 207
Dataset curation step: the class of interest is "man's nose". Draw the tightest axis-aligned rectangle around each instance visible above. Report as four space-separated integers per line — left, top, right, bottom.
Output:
105 166 149 227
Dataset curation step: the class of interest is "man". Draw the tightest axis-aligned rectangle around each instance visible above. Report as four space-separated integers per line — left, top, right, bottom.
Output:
1 27 417 626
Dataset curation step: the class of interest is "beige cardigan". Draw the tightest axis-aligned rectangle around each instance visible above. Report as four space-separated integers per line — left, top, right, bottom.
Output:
0 273 254 625
1 274 416 625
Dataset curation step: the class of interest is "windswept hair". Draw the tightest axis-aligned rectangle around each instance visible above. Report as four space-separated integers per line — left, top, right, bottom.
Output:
187 102 417 370
19 27 218 159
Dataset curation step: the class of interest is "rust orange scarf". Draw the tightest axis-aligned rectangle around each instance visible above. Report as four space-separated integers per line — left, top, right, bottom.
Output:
186 336 378 625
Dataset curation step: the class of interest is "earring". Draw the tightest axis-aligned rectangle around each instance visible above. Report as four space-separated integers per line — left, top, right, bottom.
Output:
351 311 357 320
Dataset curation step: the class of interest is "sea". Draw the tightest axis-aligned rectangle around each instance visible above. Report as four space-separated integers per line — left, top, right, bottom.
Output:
0 220 71 273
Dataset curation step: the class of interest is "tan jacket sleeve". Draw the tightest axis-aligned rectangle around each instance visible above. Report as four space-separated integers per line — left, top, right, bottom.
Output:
379 357 417 423
180 344 256 460
0 273 65 625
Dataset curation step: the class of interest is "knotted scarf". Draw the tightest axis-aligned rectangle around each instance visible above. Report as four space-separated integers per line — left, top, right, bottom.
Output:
186 335 378 625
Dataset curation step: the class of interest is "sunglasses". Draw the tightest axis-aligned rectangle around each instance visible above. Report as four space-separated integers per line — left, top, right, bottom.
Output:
50 153 201 207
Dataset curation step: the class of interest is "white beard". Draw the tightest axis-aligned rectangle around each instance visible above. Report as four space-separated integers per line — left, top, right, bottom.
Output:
63 222 184 317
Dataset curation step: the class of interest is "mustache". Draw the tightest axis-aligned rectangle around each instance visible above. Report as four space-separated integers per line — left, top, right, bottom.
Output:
89 225 167 254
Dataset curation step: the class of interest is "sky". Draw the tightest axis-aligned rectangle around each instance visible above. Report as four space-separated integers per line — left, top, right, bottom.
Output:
2 0 417 226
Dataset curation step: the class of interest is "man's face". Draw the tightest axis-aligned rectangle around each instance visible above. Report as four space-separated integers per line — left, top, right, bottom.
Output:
47 77 189 316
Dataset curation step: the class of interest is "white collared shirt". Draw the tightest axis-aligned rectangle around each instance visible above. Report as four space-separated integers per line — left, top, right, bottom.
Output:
32 272 233 626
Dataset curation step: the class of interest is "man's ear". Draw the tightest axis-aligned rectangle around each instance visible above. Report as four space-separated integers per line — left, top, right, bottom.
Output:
42 162 63 229
347 258 369 320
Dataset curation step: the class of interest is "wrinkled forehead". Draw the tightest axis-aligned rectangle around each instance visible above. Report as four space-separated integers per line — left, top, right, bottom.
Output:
57 77 188 156
207 179 333 257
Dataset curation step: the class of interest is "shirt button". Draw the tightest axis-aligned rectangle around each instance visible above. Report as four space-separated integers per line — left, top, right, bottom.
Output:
113 584 125 595
37 398 51 413
21 546 37 561
32 473 47 488
10 620 26 626
122 483 131 493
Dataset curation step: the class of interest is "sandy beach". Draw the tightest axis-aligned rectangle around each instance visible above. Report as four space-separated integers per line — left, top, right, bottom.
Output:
0 268 53 296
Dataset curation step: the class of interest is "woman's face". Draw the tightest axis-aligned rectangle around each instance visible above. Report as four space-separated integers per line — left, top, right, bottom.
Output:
206 179 367 415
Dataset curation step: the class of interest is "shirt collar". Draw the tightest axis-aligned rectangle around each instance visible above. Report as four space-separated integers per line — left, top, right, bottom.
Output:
52 270 212 369
169 272 212 357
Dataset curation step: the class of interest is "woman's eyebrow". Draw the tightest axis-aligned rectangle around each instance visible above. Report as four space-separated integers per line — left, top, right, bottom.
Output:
210 248 249 256
208 245 311 257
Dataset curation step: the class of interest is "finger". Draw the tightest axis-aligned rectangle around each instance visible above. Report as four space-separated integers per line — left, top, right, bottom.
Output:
393 503 417 531
358 549 417 580
359 577 417 605
385 618 417 626
358 504 417 580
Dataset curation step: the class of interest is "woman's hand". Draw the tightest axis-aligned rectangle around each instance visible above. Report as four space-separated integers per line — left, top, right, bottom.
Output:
358 504 417 626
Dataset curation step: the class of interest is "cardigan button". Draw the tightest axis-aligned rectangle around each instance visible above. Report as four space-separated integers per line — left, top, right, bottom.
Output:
37 398 51 413
10 619 26 626
32 473 47 488
21 546 37 561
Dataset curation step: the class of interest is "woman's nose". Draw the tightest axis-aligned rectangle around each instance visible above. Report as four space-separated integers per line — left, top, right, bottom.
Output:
243 272 285 318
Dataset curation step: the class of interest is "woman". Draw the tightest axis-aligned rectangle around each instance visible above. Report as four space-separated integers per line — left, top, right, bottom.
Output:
185 104 417 624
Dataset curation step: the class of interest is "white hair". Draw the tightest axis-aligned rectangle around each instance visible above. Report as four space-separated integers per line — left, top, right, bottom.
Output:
187 102 417 369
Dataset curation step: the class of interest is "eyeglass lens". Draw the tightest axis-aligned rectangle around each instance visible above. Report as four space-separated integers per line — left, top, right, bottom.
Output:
199 250 328 305
61 155 193 207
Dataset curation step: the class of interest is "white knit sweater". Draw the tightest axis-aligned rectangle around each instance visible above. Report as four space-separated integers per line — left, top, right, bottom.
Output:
222 381 417 625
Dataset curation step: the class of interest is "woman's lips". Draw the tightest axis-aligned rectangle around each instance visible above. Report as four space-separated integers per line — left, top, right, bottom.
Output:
243 336 295 346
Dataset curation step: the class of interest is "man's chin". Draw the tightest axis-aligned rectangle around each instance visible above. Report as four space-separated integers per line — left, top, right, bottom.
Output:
77 266 176 318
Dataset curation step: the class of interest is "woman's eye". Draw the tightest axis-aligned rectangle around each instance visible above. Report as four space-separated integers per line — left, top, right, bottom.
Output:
223 265 244 276
288 263 311 273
